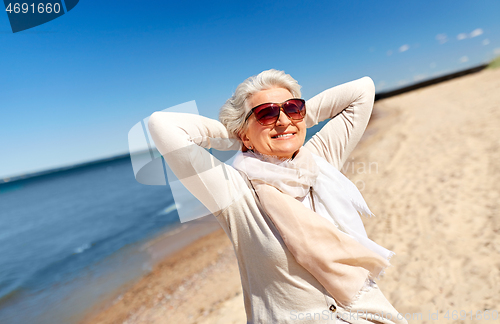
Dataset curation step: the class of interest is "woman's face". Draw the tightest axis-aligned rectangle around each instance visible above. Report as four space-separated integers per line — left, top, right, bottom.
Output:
240 87 306 160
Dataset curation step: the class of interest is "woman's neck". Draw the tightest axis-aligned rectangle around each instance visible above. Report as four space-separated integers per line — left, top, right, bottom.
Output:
251 149 300 164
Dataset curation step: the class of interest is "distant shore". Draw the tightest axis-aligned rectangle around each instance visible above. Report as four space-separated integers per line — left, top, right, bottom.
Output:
0 152 131 184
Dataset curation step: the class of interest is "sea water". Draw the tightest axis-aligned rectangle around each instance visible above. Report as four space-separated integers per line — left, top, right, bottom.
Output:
0 156 183 324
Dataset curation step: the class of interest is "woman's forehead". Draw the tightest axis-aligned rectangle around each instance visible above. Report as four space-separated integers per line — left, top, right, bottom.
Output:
247 88 294 111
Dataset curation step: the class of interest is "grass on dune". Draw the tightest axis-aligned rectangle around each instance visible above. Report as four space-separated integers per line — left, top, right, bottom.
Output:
488 56 500 69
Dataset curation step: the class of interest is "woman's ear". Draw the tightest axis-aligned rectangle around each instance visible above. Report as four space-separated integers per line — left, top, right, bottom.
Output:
239 129 252 151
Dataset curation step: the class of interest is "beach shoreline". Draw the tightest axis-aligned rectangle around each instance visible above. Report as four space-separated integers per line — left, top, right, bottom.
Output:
79 216 228 324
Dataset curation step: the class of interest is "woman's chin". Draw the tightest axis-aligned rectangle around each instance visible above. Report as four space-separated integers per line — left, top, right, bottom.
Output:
267 146 301 159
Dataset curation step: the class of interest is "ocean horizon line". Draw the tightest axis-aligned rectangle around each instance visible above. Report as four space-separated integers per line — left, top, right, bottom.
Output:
0 151 132 184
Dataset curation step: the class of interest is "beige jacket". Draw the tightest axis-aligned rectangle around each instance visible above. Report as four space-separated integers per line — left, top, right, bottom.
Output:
148 77 406 324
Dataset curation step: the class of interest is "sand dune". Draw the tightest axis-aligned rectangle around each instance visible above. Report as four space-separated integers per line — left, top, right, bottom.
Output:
81 68 500 324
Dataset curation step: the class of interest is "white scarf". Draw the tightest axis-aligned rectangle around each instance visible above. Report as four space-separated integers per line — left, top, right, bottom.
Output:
233 148 394 261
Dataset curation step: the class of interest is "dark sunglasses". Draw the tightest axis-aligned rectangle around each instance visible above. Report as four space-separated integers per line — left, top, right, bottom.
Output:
244 98 306 126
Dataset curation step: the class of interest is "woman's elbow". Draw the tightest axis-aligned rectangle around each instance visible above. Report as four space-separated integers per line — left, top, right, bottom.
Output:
147 111 171 151
147 111 162 134
361 76 376 95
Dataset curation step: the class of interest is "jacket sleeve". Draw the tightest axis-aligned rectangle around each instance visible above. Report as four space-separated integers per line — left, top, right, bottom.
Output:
148 111 248 217
304 76 375 170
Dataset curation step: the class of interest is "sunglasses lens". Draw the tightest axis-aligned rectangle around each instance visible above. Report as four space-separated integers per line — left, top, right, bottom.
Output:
254 104 280 125
249 99 305 125
283 99 306 119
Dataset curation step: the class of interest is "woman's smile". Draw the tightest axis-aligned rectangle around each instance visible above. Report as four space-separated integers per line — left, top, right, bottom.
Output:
271 132 296 139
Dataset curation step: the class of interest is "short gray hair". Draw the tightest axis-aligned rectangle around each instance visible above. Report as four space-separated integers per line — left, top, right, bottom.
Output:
219 69 301 139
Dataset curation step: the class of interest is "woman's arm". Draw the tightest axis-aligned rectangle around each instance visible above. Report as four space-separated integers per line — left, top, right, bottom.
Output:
148 112 247 217
304 76 376 170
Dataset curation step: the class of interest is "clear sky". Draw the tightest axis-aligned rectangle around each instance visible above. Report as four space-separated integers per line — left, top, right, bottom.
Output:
1 0 499 179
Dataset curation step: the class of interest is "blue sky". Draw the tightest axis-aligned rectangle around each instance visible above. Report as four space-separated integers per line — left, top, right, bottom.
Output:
1 0 499 179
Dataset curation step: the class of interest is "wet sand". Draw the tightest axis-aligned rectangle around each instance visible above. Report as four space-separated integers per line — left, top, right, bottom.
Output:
81 68 500 324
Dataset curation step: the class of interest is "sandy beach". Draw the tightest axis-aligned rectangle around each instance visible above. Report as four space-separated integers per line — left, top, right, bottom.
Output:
81 67 500 324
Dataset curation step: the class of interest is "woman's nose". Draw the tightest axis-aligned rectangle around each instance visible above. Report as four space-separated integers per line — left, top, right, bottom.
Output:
275 107 292 126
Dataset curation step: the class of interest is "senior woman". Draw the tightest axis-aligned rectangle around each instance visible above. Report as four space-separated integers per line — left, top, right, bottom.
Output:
148 70 406 324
